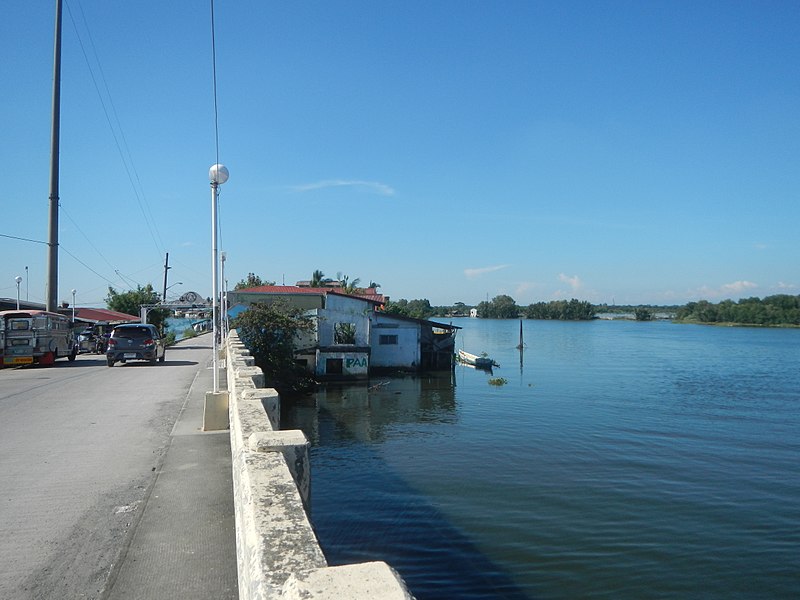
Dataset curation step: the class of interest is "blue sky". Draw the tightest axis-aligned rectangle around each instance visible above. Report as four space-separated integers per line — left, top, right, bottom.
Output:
3 1 799 308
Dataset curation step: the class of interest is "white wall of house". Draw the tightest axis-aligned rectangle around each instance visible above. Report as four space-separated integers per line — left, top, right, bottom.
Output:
316 349 370 378
370 313 420 369
317 294 372 347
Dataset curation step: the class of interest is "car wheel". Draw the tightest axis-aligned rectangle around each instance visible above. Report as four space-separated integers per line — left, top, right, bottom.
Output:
150 358 157 365
107 358 115 367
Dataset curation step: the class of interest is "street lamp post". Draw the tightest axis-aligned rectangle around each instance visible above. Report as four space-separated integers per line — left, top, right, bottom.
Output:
165 282 183 300
71 288 76 321
209 164 229 393
220 251 227 336
15 276 22 310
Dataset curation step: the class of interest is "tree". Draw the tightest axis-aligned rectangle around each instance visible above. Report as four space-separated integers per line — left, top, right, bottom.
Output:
384 298 433 319
231 300 316 394
634 307 654 321
106 284 169 331
478 295 519 318
336 272 361 294
234 273 275 291
524 299 595 320
310 270 326 287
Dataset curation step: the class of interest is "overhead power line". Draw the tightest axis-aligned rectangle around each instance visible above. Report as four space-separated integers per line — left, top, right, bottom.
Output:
65 0 165 261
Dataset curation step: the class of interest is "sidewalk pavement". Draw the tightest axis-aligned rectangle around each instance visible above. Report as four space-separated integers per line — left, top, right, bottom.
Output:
105 342 238 600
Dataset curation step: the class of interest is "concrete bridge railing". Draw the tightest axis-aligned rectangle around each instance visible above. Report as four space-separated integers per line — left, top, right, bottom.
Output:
225 330 414 600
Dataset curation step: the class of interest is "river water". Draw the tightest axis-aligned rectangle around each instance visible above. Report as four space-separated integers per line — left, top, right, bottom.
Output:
282 318 800 599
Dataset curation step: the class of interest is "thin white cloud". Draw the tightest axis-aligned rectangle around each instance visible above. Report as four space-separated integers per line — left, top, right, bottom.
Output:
290 179 395 196
464 264 510 279
558 273 582 291
777 281 797 290
721 280 758 294
515 282 536 297
687 280 759 300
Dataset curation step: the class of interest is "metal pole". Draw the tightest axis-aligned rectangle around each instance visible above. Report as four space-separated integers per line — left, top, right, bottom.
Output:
220 252 227 336
162 252 170 302
211 181 219 393
46 0 62 312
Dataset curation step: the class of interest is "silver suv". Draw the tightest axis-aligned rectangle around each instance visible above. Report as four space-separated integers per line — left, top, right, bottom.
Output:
107 324 166 367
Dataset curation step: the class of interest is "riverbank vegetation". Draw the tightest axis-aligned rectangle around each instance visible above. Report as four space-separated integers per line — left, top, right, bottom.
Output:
675 295 800 326
231 300 316 394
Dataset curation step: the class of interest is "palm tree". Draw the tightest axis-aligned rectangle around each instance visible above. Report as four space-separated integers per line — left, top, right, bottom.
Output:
310 270 325 287
337 272 361 294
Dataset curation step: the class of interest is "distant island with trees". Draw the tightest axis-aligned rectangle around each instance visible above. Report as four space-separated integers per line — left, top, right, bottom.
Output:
384 294 800 327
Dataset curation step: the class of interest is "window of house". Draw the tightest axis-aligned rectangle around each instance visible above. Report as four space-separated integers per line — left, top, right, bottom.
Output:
379 334 398 345
326 358 343 374
334 322 356 345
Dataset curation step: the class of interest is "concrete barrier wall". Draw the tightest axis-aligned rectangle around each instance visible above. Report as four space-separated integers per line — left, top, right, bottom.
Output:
226 330 414 600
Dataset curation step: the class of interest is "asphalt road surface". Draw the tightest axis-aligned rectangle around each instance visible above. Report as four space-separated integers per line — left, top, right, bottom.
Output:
0 335 217 599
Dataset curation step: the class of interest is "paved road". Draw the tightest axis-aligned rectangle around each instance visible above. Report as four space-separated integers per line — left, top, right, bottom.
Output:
0 335 234 599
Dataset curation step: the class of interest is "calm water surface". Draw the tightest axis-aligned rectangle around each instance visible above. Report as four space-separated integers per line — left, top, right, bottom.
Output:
283 319 800 599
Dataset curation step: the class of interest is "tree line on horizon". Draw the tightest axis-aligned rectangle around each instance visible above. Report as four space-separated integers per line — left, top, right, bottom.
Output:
385 294 800 326
102 269 800 329
675 295 800 326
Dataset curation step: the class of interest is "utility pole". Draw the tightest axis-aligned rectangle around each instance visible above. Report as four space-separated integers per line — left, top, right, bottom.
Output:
162 252 170 301
45 0 63 312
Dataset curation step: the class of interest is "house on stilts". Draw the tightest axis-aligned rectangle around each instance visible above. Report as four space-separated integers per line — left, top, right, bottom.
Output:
226 285 459 380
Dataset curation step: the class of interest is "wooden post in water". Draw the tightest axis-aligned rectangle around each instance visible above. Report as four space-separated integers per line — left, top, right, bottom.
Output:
516 319 524 349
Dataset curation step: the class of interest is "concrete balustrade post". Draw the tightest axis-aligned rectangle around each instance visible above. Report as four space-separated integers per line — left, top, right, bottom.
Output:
280 562 414 600
242 388 281 430
248 430 311 510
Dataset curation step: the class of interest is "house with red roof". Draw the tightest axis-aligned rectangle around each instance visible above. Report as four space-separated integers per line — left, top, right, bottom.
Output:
226 286 458 379
72 307 141 324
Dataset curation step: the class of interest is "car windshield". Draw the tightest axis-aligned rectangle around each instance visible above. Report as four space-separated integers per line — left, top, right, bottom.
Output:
113 327 153 339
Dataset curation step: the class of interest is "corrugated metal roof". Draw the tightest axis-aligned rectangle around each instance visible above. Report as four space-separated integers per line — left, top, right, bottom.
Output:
374 311 461 330
235 285 385 304
74 307 140 323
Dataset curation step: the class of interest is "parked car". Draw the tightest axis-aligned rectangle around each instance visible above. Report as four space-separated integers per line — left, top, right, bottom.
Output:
106 324 165 367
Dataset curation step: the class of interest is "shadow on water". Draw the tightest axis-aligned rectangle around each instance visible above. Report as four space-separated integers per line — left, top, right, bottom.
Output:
283 374 534 600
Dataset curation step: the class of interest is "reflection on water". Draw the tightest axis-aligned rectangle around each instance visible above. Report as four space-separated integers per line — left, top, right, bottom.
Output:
283 371 531 599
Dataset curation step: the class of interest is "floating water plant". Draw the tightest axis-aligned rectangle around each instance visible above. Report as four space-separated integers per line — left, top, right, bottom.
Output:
488 377 508 386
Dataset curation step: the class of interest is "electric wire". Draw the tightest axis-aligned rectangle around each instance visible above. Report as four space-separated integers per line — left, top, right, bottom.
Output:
59 201 118 272
210 0 225 252
211 0 221 168
0 233 47 245
65 0 166 262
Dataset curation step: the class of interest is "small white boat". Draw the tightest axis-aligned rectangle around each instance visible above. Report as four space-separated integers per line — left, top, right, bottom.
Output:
458 349 497 369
